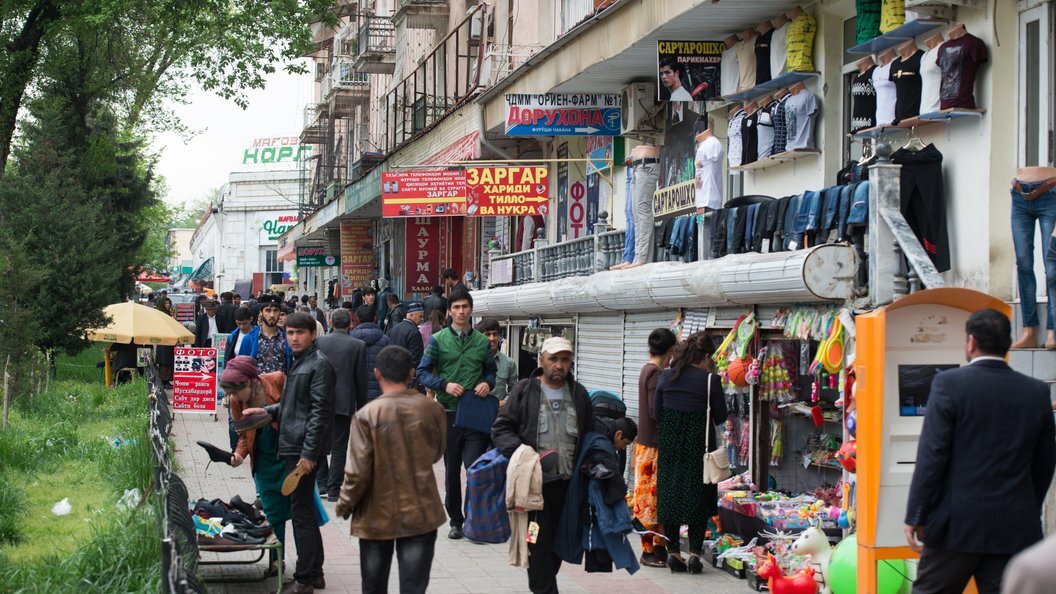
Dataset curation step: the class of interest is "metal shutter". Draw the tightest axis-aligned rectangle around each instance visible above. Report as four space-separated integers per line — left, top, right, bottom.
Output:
621 310 678 423
575 314 624 394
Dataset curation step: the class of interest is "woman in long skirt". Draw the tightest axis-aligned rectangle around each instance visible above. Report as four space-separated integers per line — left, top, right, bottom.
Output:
654 331 728 574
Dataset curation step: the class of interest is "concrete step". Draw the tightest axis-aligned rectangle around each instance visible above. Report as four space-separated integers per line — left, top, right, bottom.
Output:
1009 348 1056 403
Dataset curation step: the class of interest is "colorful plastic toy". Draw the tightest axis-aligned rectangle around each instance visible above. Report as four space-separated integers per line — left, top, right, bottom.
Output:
790 526 832 594
757 554 818 594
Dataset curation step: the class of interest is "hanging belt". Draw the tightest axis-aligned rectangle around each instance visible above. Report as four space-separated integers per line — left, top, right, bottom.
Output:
1013 178 1056 201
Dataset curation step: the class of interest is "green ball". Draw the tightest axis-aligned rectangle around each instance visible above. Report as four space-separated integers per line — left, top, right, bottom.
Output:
828 533 908 594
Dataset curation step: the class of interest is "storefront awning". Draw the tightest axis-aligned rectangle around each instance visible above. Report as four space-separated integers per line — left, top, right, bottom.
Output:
472 244 857 317
188 257 213 282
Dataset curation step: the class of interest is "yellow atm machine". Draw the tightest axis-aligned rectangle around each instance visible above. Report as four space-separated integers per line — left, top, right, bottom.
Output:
855 288 1008 594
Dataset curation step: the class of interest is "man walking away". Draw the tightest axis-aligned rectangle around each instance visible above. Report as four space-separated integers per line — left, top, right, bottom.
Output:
905 308 1055 594
194 300 220 347
478 318 518 404
442 268 467 297
492 337 594 594
387 302 425 367
216 291 238 334
416 288 496 540
307 296 328 333
315 308 368 501
336 346 447 594
423 285 447 322
350 316 390 402
244 312 335 593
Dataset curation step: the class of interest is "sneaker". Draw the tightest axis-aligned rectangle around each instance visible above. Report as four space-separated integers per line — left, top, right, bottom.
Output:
448 526 463 540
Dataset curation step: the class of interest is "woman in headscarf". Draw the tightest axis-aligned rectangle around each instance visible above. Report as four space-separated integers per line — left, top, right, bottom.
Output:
220 356 290 577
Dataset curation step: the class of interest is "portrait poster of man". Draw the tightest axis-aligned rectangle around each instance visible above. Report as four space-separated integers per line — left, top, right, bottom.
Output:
657 41 723 101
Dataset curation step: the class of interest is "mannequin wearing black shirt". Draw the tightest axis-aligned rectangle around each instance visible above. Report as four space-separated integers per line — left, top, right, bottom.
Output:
890 40 923 124
851 56 877 133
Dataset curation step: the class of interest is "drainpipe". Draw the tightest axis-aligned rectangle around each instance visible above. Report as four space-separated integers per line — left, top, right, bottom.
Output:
477 104 513 160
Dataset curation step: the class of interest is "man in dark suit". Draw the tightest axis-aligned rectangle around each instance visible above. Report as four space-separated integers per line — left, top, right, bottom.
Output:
194 300 220 347
308 295 328 334
905 308 1055 594
314 307 368 501
215 292 238 334
386 302 424 367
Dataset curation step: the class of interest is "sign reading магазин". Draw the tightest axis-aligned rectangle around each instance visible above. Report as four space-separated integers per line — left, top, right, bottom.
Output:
242 136 312 165
259 212 299 243
504 94 621 136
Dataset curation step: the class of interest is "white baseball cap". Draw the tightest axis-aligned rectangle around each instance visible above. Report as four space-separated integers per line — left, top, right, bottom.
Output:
540 336 574 355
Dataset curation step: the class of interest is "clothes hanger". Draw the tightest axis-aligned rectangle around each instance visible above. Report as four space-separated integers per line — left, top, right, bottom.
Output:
903 127 926 152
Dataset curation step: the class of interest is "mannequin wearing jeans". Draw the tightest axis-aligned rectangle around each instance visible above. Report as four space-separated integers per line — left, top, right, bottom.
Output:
613 144 660 270
1010 166 1056 350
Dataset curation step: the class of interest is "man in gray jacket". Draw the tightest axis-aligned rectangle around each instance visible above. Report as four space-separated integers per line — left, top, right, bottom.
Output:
244 312 335 593
315 308 367 501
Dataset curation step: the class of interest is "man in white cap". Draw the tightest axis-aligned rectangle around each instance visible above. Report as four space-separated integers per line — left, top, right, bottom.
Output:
492 336 594 594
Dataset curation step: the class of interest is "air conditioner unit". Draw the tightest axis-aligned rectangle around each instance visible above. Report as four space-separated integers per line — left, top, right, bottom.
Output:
621 81 659 138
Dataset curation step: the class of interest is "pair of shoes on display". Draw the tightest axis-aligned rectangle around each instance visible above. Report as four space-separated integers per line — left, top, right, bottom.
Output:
199 532 267 546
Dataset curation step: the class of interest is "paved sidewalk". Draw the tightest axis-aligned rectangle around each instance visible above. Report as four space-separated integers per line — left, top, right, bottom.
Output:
172 406 750 593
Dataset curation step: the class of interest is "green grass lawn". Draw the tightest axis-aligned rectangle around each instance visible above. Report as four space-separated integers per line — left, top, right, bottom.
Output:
0 346 160 592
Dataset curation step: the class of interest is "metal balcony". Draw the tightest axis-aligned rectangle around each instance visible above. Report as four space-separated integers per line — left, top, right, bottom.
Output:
300 103 328 145
323 61 371 117
352 15 396 74
392 0 449 30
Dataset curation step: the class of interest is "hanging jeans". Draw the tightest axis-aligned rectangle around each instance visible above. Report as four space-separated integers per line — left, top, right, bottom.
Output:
1011 181 1056 329
632 162 660 264
622 167 636 263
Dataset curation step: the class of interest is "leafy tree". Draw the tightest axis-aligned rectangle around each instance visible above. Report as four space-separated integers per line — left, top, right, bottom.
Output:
0 0 340 173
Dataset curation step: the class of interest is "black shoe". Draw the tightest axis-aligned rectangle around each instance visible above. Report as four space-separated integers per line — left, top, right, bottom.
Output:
196 441 233 465
666 554 687 573
327 493 339 502
233 411 272 433
280 581 313 594
448 526 463 540
312 576 325 589
229 495 260 522
687 556 704 574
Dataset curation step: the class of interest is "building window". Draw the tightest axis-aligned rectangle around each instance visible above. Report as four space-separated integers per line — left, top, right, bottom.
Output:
1019 4 1052 166
265 249 284 287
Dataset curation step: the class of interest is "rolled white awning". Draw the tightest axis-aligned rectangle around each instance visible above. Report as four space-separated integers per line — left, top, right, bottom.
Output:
472 244 858 317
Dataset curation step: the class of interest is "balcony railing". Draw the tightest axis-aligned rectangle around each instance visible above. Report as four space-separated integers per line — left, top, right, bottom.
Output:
382 4 486 153
393 0 449 30
353 14 396 74
300 103 327 145
488 158 945 305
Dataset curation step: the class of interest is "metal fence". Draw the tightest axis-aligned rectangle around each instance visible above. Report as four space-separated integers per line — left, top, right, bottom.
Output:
149 365 207 594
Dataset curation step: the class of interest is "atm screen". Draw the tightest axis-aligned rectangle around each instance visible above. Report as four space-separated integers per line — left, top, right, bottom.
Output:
898 364 959 416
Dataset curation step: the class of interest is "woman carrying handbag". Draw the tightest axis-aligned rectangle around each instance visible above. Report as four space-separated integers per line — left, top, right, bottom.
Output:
654 332 729 574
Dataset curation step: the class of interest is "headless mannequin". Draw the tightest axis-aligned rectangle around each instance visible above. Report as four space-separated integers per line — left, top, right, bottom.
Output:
857 56 876 74
771 14 789 29
1011 166 1056 349
744 101 759 115
724 34 738 49
788 81 806 95
758 94 775 108
947 23 967 40
756 20 773 35
924 32 944 50
896 39 919 60
741 28 757 43
612 144 660 270
786 5 803 20
774 87 790 100
877 49 897 66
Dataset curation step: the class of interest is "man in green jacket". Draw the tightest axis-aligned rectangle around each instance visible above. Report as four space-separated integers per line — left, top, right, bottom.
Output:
416 288 496 540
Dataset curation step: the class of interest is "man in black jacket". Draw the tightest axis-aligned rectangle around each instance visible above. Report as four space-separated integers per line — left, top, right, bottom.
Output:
492 336 594 594
215 292 238 334
386 302 424 367
905 308 1055 594
193 300 220 347
422 285 447 322
245 312 335 593
315 308 367 501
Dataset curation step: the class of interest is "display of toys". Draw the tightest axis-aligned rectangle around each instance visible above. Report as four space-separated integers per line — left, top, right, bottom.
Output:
845 409 857 438
760 346 795 403
728 357 751 387
837 440 857 473
770 418 784 466
747 356 762 385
